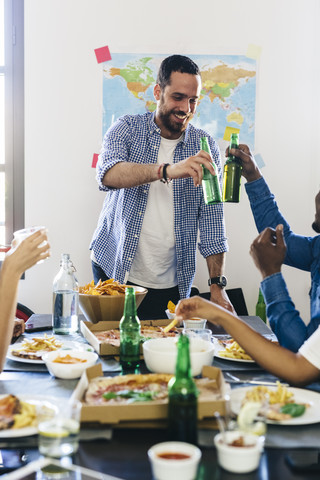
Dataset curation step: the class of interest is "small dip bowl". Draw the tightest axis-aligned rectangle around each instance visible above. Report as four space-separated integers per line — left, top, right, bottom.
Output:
148 441 202 480
214 430 264 473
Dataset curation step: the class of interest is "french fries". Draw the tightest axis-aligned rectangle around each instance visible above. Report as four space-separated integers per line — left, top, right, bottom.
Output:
218 340 253 361
241 383 308 422
13 401 37 429
243 382 294 406
163 318 178 333
80 279 127 296
15 334 62 353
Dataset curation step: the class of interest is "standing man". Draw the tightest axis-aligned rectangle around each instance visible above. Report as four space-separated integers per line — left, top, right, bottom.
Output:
90 54 232 319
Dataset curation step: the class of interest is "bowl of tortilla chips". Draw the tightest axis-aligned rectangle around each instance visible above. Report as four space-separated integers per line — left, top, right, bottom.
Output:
79 279 148 323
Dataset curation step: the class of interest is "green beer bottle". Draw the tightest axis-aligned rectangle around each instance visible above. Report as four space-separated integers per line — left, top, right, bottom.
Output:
168 334 198 445
222 133 242 203
120 287 141 371
200 137 222 205
255 288 267 323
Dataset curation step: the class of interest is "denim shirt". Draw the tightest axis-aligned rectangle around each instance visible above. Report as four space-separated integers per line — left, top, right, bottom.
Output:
90 112 228 299
245 177 320 352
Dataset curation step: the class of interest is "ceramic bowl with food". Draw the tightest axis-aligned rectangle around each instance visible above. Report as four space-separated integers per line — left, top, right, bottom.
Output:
43 349 98 379
214 431 264 473
142 336 215 376
79 285 148 323
165 309 176 320
148 441 202 480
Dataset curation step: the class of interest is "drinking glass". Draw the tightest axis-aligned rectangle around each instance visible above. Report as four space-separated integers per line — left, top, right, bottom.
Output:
183 318 207 329
13 226 48 263
182 328 212 343
38 400 81 458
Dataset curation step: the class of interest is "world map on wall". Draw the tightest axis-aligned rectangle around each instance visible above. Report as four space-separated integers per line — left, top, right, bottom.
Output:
102 53 257 147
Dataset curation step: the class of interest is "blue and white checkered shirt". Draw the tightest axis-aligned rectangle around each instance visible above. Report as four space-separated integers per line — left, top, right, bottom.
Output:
90 112 228 299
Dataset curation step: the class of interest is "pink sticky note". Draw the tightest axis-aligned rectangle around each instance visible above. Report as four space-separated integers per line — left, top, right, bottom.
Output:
94 46 112 64
92 153 99 168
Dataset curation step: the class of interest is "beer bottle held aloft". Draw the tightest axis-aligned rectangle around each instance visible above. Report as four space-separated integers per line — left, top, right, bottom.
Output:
255 288 267 323
168 334 198 445
120 287 141 371
222 133 242 203
200 137 222 205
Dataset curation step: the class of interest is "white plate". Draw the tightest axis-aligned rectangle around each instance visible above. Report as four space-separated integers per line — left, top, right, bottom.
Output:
230 386 320 425
215 349 255 363
0 394 58 438
7 339 84 364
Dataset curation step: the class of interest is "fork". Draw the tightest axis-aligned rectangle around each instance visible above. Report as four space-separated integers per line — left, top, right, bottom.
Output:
225 372 289 387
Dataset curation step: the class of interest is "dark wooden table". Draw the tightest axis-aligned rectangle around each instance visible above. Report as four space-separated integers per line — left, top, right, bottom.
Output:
6 429 319 480
1 317 320 479
75 429 320 480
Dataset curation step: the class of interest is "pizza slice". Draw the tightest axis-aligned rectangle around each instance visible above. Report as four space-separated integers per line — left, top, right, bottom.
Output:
93 326 179 348
84 373 173 405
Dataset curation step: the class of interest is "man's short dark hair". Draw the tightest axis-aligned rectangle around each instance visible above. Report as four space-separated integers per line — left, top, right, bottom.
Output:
157 55 200 89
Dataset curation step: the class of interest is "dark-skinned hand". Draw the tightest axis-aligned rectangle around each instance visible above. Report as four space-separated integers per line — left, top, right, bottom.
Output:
250 224 286 279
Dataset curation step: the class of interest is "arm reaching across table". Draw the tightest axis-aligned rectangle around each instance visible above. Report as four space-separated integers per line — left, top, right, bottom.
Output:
175 296 320 387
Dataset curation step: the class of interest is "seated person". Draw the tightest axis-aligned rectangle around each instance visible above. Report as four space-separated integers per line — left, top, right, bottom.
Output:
176 223 320 387
227 143 320 352
0 230 50 372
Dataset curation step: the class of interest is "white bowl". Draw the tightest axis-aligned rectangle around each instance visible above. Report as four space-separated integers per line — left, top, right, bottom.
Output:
148 441 201 480
165 309 176 320
142 337 214 376
43 349 98 379
214 431 264 473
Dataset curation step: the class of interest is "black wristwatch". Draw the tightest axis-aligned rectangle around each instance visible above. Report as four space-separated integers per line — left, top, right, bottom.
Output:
208 275 227 288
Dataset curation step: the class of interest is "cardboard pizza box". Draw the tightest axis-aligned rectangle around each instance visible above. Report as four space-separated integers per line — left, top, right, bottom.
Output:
71 363 229 427
80 319 175 356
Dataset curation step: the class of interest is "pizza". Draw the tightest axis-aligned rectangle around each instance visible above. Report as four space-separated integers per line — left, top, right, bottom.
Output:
84 373 173 405
84 373 220 406
93 326 179 348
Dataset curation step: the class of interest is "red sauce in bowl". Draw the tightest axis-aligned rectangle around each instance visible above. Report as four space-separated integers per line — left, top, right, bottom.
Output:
157 452 191 460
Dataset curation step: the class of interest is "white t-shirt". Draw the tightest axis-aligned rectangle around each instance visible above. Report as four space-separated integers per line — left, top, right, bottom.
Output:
128 135 182 289
298 326 320 369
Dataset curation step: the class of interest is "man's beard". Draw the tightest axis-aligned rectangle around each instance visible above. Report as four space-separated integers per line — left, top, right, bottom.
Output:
157 105 192 134
312 221 320 233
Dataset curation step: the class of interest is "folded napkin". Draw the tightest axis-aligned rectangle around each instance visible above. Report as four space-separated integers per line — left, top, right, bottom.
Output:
99 358 121 372
79 428 113 441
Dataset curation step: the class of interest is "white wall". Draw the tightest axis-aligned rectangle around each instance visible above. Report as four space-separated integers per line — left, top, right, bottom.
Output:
20 0 320 322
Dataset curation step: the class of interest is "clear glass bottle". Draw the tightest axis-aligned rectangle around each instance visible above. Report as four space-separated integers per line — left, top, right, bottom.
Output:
222 133 242 203
168 334 198 445
200 137 222 205
52 254 79 334
120 287 141 371
255 288 267 323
